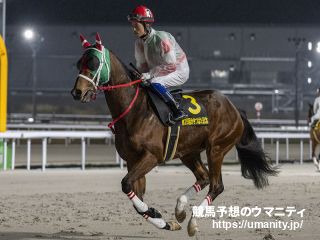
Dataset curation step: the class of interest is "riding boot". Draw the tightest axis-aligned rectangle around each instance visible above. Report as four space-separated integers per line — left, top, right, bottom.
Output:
149 83 188 121
166 98 188 121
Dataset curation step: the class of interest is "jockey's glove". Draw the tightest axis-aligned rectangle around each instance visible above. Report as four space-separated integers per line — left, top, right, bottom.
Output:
141 72 152 82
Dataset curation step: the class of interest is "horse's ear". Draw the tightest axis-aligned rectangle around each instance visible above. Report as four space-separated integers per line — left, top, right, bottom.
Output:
95 32 103 51
79 34 91 49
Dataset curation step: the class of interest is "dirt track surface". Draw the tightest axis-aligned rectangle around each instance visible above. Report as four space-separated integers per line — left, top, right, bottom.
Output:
0 163 319 240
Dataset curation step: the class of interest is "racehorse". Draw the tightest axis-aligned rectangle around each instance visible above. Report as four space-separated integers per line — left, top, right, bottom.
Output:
308 103 320 170
71 33 278 236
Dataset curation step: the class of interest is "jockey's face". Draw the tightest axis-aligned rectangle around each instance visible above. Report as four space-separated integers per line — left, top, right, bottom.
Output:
131 21 146 38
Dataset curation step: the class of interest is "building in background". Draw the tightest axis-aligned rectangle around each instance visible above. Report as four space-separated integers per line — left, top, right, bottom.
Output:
5 0 320 123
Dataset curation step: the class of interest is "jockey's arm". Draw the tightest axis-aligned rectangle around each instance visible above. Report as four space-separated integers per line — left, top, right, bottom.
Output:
137 62 149 73
134 40 149 73
150 39 177 78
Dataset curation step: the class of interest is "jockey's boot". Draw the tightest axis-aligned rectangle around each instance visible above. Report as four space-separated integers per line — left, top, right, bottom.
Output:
150 83 188 121
166 99 188 121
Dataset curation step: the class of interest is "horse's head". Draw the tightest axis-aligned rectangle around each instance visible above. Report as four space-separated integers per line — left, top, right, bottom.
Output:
308 102 314 123
71 33 111 102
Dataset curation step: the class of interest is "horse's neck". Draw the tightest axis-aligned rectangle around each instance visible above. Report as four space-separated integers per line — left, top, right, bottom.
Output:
104 53 148 129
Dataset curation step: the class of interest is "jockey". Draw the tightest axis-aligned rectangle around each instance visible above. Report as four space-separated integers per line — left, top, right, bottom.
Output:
311 88 320 127
127 5 189 121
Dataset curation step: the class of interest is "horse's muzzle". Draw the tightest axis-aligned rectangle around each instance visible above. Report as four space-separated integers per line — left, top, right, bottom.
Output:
71 88 82 100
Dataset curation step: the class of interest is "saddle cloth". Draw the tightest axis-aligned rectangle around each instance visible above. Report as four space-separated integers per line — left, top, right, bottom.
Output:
146 89 209 127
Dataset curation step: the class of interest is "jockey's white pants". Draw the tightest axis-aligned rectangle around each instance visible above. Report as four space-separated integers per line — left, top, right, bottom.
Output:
150 69 189 88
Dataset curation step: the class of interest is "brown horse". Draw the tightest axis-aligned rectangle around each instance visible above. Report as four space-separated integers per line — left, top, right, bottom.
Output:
71 33 277 236
308 103 320 170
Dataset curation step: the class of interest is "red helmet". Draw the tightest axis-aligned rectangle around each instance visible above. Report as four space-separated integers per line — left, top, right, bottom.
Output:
127 5 154 23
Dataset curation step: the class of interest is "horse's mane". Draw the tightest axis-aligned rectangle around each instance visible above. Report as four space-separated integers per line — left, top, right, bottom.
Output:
110 50 138 81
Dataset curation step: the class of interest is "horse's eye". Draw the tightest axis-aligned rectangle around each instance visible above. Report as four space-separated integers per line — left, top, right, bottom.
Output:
87 56 100 71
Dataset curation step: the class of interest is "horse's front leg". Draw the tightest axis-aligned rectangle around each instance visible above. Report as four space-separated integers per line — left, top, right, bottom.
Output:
121 152 181 231
132 176 146 200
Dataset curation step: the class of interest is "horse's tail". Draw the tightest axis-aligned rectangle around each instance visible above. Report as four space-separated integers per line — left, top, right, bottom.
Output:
235 110 278 189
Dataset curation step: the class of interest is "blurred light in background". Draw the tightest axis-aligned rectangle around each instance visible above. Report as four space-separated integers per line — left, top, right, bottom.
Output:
27 117 34 123
307 77 312 84
211 70 228 78
316 42 320 53
250 33 256 41
229 65 235 72
23 29 34 41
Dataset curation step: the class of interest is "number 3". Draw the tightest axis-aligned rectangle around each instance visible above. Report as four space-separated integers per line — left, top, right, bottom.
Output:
182 95 201 115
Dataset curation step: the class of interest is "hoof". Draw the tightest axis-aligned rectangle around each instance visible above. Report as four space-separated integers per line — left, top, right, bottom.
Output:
175 195 187 223
187 217 199 237
166 221 182 231
175 209 186 223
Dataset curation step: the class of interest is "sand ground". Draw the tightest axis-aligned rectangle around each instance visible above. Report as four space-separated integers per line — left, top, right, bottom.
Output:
0 163 319 240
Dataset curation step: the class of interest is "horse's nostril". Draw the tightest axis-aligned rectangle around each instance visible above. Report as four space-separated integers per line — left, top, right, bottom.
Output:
75 89 82 96
71 89 82 100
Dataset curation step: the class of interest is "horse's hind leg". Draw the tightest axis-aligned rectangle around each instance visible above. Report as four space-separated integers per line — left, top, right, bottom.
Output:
175 153 209 223
187 143 234 236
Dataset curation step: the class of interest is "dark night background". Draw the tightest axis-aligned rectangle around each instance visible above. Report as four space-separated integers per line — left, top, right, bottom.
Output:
5 0 320 120
6 0 320 26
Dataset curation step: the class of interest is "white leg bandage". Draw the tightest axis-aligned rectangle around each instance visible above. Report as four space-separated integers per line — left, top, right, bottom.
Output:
127 191 167 229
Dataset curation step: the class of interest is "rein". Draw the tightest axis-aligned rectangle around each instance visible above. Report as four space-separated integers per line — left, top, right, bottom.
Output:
97 79 142 134
98 79 142 91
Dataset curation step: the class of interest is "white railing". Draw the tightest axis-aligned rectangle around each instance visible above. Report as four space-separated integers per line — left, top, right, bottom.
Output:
7 123 108 130
0 131 114 171
256 132 311 165
7 123 310 132
0 130 313 171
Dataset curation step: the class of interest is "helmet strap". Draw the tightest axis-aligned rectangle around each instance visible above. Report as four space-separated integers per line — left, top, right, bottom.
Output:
140 22 151 40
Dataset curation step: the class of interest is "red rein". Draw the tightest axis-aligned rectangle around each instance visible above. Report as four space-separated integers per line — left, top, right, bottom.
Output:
97 79 142 134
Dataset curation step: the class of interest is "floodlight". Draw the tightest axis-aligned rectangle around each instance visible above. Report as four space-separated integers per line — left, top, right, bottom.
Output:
308 77 312 84
23 29 34 41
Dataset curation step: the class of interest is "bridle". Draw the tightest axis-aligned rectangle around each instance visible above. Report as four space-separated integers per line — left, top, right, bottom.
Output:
78 45 142 134
77 46 110 90
76 33 143 134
